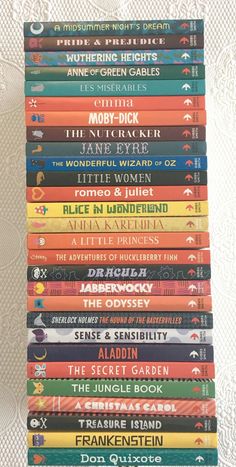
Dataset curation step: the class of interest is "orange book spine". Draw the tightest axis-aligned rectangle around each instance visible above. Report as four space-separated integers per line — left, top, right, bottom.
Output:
26 110 206 127
27 249 210 265
27 232 210 250
27 396 216 416
27 295 212 312
25 96 205 112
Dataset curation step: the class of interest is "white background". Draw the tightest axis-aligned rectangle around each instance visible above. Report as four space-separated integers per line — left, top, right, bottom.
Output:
0 0 235 465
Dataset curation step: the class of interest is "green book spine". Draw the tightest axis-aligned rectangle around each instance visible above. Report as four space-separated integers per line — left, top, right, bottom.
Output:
28 448 218 466
25 65 205 81
27 378 215 399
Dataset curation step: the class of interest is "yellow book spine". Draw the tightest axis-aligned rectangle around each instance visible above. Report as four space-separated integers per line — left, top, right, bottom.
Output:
27 201 208 218
27 216 209 233
28 432 217 449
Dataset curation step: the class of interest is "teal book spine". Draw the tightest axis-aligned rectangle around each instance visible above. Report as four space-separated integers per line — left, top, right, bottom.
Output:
25 79 205 97
25 49 204 66
28 448 218 466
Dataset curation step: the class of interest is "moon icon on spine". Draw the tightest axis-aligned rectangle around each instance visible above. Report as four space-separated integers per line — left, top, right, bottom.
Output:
33 349 47 361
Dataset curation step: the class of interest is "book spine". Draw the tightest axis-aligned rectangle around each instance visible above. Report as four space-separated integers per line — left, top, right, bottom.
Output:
25 65 205 81
27 280 211 296
27 414 217 432
25 50 204 67
27 378 215 398
27 264 211 281
26 141 207 156
27 248 210 264
27 311 213 329
24 20 204 37
27 216 209 233
26 125 206 142
27 343 214 362
25 96 206 111
26 155 207 171
27 232 210 249
27 361 215 379
26 110 206 127
28 327 213 344
27 201 208 217
27 295 212 312
25 79 205 97
26 170 208 187
24 35 204 52
27 396 216 416
27 431 217 448
28 448 218 466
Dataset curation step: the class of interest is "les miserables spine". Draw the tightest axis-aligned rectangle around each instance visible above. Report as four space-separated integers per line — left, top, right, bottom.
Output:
27 413 217 432
23 20 204 37
27 311 213 329
25 64 205 81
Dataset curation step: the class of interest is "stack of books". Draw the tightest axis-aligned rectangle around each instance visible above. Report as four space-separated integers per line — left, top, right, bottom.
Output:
24 19 217 466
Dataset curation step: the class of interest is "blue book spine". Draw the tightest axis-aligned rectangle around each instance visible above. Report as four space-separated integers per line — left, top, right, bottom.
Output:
27 343 214 362
26 155 207 172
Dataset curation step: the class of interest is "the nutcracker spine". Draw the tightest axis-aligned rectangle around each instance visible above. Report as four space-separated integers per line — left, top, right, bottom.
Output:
26 125 206 142
27 413 217 432
27 343 214 363
27 361 215 379
27 232 210 249
28 448 218 466
25 96 206 112
24 20 204 37
26 155 207 171
27 311 213 329
25 50 204 67
28 327 213 344
27 280 211 297
25 65 205 81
